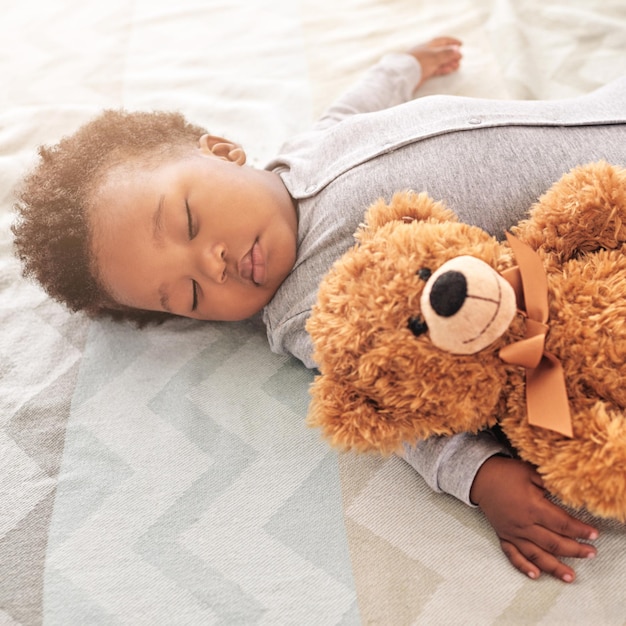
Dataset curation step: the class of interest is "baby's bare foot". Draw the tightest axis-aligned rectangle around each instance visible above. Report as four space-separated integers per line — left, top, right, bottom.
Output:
409 37 462 88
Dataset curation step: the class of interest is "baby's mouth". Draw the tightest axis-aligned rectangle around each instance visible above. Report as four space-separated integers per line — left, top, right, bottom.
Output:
251 240 266 285
239 240 266 285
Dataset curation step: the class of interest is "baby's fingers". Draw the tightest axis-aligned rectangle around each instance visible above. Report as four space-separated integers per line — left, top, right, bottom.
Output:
536 498 599 543
499 539 576 583
500 539 541 580
533 525 597 560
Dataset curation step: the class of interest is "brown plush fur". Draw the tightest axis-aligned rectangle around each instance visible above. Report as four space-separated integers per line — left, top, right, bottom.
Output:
307 161 626 522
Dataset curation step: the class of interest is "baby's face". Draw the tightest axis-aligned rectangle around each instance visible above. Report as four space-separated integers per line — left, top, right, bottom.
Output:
89 143 297 321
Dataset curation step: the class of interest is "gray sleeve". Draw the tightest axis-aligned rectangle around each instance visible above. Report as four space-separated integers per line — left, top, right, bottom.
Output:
279 311 316 369
314 53 423 129
400 431 510 506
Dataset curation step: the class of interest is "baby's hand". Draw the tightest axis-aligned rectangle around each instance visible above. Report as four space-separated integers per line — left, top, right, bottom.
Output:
408 37 463 89
470 456 598 582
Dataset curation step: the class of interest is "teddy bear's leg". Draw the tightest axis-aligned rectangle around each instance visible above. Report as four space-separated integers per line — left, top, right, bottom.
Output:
551 245 626 406
511 161 626 262
510 400 626 522
541 400 626 522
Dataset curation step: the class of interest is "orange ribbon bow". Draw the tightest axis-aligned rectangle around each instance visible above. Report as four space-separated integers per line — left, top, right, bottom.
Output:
498 233 573 438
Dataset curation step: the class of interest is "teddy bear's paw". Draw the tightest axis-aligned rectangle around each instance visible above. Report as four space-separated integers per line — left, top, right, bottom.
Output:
512 161 626 261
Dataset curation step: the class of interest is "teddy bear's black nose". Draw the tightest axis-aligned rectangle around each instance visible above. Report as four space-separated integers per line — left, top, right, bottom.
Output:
429 270 467 317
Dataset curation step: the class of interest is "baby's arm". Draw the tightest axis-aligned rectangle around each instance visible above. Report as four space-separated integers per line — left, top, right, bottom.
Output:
315 37 462 129
470 456 598 582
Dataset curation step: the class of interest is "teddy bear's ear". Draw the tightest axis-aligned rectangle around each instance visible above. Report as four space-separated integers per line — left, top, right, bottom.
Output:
356 190 458 243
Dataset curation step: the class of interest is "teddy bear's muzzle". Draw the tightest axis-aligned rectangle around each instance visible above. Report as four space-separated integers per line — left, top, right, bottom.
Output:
420 255 517 354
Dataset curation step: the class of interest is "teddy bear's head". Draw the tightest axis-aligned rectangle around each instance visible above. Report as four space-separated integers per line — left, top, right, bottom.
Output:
306 190 524 454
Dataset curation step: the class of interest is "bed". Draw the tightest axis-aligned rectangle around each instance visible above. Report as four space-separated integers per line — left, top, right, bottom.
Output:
1 1 625 624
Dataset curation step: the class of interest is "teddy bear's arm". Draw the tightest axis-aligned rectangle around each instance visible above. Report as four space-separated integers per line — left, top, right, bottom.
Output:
308 375 416 455
511 161 626 262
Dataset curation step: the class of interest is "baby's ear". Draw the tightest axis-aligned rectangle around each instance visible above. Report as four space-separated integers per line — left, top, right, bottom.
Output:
356 190 458 242
198 134 246 165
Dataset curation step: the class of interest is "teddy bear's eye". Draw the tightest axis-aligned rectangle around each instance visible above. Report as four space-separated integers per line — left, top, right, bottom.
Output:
408 316 428 337
417 268 432 281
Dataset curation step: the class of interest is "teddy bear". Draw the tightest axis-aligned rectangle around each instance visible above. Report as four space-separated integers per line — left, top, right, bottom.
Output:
306 161 626 522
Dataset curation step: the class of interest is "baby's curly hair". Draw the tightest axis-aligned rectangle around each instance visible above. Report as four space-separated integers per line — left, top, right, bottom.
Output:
12 109 209 325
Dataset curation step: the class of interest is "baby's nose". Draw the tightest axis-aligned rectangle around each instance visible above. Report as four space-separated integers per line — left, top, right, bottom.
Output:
199 244 227 283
